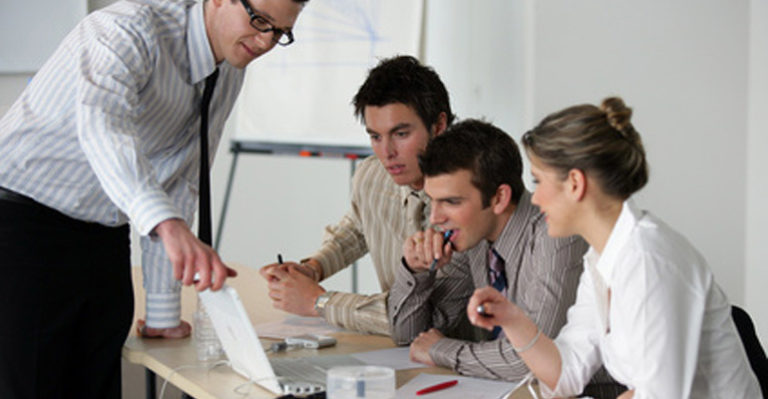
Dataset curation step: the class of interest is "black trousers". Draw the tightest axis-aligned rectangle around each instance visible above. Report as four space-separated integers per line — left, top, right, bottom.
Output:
0 193 133 399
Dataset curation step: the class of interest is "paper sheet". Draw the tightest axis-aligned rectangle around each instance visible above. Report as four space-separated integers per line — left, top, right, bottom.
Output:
253 316 340 339
350 347 428 370
396 373 518 399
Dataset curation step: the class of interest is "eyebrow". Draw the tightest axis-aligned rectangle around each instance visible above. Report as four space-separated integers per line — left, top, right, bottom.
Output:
433 195 464 203
252 5 294 30
366 122 412 136
251 5 275 22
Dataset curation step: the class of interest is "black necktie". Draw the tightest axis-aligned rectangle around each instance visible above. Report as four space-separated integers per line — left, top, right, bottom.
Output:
198 69 219 245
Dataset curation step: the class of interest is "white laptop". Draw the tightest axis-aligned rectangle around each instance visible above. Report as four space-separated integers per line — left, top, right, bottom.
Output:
199 285 364 395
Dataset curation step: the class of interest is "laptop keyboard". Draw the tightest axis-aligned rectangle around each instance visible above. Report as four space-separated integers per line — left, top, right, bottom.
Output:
272 358 327 384
271 355 366 385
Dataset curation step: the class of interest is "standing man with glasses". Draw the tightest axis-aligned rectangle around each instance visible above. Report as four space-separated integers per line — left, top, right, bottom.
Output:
0 0 307 397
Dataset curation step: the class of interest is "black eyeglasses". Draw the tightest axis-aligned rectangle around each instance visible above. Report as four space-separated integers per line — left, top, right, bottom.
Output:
239 0 295 46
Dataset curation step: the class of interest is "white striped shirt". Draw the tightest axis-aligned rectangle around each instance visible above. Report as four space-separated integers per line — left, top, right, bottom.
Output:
0 0 245 327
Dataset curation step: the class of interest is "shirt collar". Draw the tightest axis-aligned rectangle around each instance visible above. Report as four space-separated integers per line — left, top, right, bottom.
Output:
588 198 644 284
400 184 427 207
489 190 536 262
187 0 218 84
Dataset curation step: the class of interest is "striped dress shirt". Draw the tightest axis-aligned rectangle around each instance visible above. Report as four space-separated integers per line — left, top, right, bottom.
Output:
310 156 430 335
0 0 244 327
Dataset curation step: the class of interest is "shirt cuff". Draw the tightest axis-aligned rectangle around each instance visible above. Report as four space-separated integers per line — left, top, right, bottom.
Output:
309 249 341 282
397 257 435 287
128 190 184 236
429 337 464 369
145 291 182 329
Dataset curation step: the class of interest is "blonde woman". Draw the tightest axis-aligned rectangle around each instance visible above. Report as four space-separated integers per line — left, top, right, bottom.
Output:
468 98 760 398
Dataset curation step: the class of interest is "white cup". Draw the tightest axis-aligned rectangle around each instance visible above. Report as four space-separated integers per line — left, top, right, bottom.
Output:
326 366 395 399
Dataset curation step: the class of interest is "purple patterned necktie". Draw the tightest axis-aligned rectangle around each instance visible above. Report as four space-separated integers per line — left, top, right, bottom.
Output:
488 248 507 296
488 248 507 339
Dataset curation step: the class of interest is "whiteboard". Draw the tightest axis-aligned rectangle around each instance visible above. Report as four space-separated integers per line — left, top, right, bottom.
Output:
0 0 88 73
229 0 423 146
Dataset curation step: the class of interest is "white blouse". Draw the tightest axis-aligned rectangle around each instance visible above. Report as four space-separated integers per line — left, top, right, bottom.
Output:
544 200 760 398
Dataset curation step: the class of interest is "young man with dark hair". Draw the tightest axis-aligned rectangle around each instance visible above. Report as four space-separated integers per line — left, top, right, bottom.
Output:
0 0 307 396
388 120 623 397
260 55 456 335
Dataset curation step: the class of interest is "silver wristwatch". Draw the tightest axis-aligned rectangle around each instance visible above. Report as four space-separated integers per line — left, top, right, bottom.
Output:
314 291 333 316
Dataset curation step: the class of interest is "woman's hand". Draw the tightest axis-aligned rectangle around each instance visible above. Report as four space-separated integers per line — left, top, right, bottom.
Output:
467 286 521 330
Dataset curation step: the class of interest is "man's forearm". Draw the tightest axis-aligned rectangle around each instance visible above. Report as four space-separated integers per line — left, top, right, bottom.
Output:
319 291 390 336
430 337 533 381
388 260 438 344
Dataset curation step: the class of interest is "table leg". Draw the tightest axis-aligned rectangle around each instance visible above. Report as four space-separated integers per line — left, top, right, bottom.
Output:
145 368 156 399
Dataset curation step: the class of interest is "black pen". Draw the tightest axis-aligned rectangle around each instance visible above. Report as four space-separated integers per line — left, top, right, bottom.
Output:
277 254 283 264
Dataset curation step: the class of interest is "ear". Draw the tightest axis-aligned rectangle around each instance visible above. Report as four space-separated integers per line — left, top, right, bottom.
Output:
566 169 587 201
431 112 449 137
491 184 513 215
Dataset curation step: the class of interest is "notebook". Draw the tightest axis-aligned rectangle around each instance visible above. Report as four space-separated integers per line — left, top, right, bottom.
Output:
199 285 364 395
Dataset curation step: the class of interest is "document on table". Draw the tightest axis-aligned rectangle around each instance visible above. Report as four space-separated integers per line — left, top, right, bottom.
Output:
396 373 518 399
253 316 340 339
350 347 427 370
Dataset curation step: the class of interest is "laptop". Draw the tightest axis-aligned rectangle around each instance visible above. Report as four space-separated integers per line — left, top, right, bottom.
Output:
199 285 364 395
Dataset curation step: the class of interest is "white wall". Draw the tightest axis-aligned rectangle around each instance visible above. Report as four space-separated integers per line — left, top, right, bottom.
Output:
0 74 32 117
746 0 768 344
422 0 527 138
528 0 751 305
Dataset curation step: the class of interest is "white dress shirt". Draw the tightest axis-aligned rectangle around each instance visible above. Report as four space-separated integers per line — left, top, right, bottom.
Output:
0 0 245 327
543 200 760 398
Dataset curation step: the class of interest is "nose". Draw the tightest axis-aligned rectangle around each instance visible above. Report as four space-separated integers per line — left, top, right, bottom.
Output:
383 137 397 159
252 31 276 52
530 188 540 207
429 203 446 226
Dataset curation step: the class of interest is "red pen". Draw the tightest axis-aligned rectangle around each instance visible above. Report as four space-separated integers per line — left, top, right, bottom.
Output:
416 379 458 395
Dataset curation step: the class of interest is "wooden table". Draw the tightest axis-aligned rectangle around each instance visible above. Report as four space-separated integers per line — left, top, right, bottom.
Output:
123 263 535 398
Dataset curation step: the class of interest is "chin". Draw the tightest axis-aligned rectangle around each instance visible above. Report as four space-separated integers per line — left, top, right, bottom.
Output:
451 236 470 252
229 57 252 69
393 175 417 188
228 51 259 69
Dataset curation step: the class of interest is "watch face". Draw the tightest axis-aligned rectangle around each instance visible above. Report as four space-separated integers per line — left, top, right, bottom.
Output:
314 292 330 312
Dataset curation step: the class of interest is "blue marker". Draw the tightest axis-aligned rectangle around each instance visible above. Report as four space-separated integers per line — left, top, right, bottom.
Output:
429 230 454 272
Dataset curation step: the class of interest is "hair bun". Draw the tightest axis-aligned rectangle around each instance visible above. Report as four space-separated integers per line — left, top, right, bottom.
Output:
601 97 633 134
